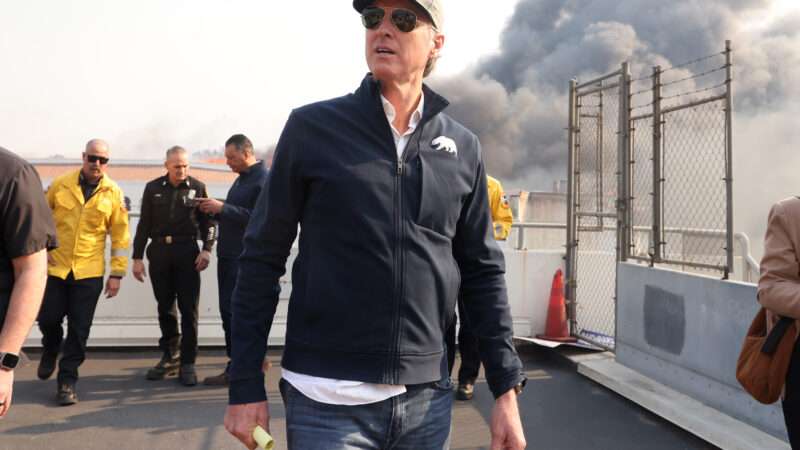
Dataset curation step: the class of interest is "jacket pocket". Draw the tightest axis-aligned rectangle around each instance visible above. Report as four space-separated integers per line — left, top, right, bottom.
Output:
416 151 462 237
88 197 113 229
55 189 78 213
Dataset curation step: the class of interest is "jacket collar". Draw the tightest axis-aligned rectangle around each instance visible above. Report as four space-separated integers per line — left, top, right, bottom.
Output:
240 161 266 179
354 74 449 124
68 169 113 202
74 169 113 189
160 175 192 189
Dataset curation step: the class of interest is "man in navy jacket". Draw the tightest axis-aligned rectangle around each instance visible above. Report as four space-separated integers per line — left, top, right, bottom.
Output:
196 134 268 386
224 1 527 449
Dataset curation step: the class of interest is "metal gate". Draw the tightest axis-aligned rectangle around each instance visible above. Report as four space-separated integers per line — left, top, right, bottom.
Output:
565 42 734 351
565 64 630 350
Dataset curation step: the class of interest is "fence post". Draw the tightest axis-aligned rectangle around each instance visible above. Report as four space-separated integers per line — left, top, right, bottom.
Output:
617 62 631 262
597 89 604 227
565 79 579 336
652 65 663 265
724 40 734 279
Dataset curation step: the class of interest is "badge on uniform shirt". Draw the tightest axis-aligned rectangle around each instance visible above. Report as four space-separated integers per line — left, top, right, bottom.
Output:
183 189 197 207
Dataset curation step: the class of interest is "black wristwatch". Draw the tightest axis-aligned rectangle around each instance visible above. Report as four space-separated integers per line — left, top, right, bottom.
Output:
0 352 19 371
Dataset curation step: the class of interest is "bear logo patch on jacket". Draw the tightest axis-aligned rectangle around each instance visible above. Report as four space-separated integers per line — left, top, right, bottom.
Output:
431 136 457 156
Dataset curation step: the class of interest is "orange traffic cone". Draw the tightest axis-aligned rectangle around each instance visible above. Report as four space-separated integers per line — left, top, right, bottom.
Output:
536 269 577 343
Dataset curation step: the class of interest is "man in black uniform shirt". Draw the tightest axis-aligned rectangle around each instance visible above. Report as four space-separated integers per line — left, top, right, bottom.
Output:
132 146 216 386
0 147 57 416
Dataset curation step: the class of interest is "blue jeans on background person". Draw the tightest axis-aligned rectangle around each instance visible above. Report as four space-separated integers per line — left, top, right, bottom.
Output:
279 377 453 450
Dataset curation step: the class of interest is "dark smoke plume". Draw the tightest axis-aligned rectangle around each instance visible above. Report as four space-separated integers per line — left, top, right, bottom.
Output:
430 0 799 197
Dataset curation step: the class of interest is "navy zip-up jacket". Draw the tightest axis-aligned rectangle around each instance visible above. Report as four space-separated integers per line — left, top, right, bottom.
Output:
216 161 269 259
229 75 525 404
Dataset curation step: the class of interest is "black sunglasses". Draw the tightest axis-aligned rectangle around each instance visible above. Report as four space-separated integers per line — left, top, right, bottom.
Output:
361 6 422 33
86 154 109 165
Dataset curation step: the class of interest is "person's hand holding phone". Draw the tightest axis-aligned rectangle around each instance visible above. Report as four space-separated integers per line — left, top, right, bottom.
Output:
196 198 224 215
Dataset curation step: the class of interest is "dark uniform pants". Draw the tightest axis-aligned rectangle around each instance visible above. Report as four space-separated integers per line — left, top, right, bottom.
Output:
37 273 104 385
783 337 800 447
217 257 238 363
445 298 481 385
147 241 200 364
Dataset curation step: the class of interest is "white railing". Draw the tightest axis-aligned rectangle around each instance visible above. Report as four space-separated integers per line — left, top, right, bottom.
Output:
511 222 759 282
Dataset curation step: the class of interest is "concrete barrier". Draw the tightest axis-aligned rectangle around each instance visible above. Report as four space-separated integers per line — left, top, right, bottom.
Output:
25 247 563 347
616 262 787 441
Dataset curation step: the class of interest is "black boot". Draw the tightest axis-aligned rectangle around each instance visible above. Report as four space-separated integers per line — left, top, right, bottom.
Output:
38 349 58 380
456 382 474 401
57 383 78 406
179 364 197 387
146 351 180 380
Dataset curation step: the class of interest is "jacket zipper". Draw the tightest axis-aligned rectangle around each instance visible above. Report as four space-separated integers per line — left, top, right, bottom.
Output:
391 153 403 384
390 122 428 383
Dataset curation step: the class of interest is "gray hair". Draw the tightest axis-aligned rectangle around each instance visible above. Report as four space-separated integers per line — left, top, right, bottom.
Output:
423 27 441 78
165 145 188 160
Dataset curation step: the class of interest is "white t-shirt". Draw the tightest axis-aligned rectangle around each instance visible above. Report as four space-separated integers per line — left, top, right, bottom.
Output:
282 92 426 406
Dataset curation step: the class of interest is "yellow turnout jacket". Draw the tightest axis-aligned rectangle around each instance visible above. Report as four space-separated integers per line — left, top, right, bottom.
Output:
487 175 513 241
46 170 130 280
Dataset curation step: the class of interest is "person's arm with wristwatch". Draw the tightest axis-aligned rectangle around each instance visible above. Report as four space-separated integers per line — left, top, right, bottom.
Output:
0 249 49 417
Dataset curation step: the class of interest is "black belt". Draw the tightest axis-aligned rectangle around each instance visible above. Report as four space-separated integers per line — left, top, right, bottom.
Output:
153 235 196 245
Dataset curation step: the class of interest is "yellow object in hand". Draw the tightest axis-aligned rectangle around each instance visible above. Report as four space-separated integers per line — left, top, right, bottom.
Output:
252 425 274 450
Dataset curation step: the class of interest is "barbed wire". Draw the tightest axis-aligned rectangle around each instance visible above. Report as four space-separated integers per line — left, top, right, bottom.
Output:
630 87 653 97
630 105 653 114
629 73 652 83
627 49 728 83
662 51 725 73
662 64 728 88
661 81 727 102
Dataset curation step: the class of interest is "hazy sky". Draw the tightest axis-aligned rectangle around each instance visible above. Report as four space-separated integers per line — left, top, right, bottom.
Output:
0 1 517 159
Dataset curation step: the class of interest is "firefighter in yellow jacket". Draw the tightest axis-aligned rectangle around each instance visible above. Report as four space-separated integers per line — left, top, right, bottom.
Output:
37 139 130 406
487 175 513 241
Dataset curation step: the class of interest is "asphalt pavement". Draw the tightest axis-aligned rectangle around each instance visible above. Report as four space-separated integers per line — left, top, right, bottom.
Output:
0 344 718 450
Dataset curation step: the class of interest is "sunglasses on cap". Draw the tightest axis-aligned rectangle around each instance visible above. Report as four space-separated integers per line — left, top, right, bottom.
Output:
85 154 109 164
361 6 426 33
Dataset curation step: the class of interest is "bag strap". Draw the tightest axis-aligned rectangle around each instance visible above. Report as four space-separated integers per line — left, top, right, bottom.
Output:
762 316 795 355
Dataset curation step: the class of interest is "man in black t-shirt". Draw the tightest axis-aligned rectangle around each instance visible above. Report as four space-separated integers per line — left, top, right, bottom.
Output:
0 147 57 417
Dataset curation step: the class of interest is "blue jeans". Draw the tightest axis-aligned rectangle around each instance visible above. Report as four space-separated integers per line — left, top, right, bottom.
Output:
279 377 453 450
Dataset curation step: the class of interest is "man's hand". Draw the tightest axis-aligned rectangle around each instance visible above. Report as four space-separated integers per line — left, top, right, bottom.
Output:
132 259 146 282
197 198 224 215
195 250 211 272
0 370 13 418
224 401 269 450
105 277 121 298
490 388 526 450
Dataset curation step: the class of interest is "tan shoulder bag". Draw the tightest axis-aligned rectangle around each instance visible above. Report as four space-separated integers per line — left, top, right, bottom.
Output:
736 307 797 404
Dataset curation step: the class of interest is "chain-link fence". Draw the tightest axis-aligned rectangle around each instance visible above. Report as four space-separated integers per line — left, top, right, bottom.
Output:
565 69 628 349
629 46 733 274
565 42 733 350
